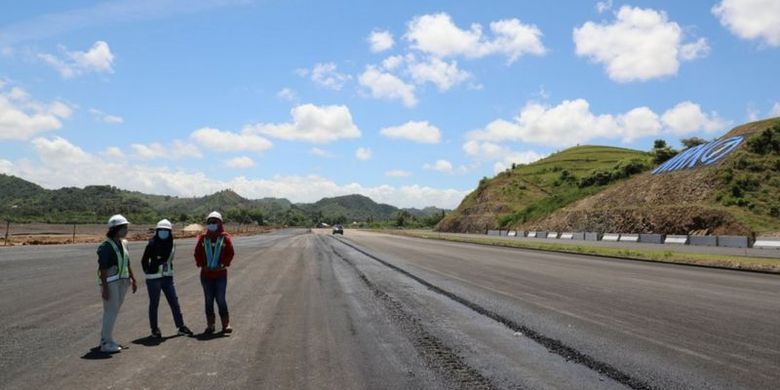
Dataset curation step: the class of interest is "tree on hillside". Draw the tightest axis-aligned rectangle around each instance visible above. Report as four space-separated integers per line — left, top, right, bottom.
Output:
651 139 678 165
680 137 708 149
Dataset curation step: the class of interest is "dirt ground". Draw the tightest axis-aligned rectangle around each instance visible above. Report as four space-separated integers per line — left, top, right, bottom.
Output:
0 223 274 246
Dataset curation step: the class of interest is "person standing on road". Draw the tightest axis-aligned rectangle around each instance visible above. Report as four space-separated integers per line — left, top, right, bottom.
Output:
194 211 235 334
141 219 194 339
96 214 138 353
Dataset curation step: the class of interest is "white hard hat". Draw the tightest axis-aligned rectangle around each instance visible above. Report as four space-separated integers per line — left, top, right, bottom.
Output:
156 219 173 230
107 214 129 229
207 211 223 222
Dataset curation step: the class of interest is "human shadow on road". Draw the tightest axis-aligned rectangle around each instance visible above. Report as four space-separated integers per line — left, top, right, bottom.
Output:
81 346 115 360
131 335 180 347
194 332 228 341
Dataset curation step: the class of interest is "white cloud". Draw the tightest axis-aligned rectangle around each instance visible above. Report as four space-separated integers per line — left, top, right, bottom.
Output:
573 6 709 82
131 140 202 160
355 147 372 160
0 159 13 173
468 98 728 147
89 108 123 124
247 104 361 143
407 56 470 91
405 13 546 63
462 140 546 173
310 147 335 158
276 88 298 102
39 40 115 79
0 85 72 140
302 62 351 90
224 156 255 169
102 146 125 159
381 55 405 71
191 127 273 152
380 120 441 144
7 136 470 208
358 65 417 107
423 159 454 174
596 0 613 14
713 0 780 47
660 101 729 135
385 170 412 177
368 30 395 52
772 102 780 117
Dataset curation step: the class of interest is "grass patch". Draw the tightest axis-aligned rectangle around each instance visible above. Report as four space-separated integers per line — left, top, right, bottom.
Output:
373 229 780 274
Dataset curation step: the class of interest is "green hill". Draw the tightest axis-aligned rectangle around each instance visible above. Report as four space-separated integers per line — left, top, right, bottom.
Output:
530 118 780 235
0 176 448 227
437 145 655 232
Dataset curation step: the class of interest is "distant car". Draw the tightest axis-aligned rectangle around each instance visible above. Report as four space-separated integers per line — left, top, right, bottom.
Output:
332 224 344 235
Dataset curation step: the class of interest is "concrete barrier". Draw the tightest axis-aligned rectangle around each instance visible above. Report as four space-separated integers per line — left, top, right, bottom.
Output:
487 230 501 236
717 235 751 248
585 232 601 241
753 237 780 249
527 231 538 238
602 233 620 242
689 235 718 247
639 233 664 244
547 232 559 239
559 232 574 240
571 232 586 240
664 235 689 245
507 230 517 237
619 234 639 242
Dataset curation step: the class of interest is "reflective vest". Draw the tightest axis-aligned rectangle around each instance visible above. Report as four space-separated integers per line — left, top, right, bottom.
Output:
204 236 225 269
97 239 130 285
145 245 176 279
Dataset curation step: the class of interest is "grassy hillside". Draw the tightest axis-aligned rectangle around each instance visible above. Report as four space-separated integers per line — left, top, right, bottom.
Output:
527 118 780 235
437 145 654 232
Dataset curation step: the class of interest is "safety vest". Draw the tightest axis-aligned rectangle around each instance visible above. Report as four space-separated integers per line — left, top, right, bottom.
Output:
97 239 130 285
145 245 176 279
204 236 225 270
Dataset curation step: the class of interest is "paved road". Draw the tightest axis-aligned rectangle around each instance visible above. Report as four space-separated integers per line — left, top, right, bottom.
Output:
0 229 778 389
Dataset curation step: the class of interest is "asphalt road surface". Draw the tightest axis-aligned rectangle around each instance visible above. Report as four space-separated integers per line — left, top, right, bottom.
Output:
1 229 778 389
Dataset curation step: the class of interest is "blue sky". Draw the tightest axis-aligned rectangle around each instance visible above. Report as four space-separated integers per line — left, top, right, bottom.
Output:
1 0 778 208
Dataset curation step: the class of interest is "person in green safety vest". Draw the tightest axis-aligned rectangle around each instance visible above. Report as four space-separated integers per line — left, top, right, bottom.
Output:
194 211 235 335
96 214 138 353
141 219 194 339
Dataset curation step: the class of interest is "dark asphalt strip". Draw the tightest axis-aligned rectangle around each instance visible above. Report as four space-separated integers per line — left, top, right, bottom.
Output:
319 235 502 390
330 235 655 390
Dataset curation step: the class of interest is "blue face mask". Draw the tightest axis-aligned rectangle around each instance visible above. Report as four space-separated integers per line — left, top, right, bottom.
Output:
207 224 218 232
157 230 170 240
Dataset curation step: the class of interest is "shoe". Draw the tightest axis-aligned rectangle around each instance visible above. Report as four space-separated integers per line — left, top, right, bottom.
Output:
151 329 162 339
203 326 215 335
177 326 194 336
100 342 121 353
220 315 231 334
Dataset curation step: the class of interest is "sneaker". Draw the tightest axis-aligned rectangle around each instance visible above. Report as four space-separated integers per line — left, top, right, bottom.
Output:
100 342 121 353
177 326 194 336
151 329 162 339
222 325 233 334
203 326 215 335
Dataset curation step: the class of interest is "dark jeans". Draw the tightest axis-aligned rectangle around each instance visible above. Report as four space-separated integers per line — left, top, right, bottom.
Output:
200 276 229 319
146 276 185 331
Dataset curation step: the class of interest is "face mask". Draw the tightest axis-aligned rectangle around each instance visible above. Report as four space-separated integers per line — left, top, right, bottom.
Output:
157 230 170 240
207 224 218 232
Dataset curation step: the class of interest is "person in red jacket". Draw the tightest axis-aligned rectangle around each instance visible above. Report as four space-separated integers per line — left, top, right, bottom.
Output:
194 211 235 334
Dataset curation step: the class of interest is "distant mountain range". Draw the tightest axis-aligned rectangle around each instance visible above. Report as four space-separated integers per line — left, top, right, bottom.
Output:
0 174 448 227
